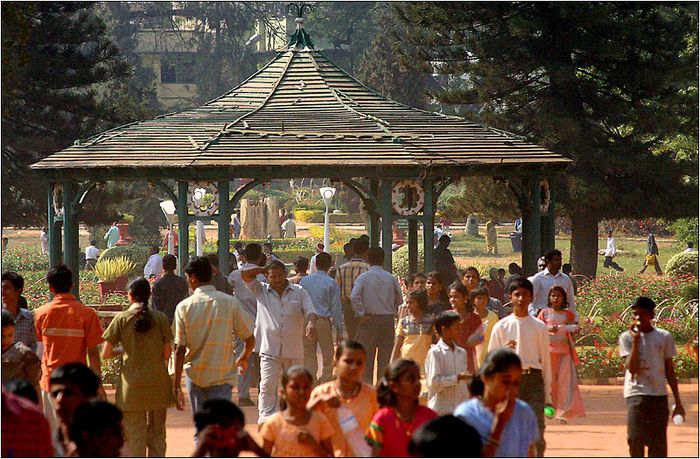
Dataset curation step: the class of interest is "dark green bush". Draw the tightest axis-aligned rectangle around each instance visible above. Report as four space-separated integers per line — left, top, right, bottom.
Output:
665 251 699 278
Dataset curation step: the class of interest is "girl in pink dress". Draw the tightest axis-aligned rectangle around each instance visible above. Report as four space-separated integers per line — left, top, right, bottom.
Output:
537 286 585 423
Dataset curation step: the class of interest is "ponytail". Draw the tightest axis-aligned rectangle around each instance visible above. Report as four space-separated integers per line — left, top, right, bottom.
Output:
469 375 485 397
376 359 419 408
128 277 153 333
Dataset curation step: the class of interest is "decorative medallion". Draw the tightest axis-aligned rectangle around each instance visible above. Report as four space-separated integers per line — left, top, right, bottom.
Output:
188 181 220 216
52 184 64 217
540 179 551 214
392 180 425 216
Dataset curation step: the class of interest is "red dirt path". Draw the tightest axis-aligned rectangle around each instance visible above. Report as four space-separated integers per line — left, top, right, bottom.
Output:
121 383 696 457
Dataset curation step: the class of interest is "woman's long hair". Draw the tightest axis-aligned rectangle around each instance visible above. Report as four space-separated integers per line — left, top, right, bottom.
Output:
128 277 153 333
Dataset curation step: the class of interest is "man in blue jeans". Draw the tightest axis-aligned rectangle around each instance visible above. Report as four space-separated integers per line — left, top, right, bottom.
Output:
173 257 255 435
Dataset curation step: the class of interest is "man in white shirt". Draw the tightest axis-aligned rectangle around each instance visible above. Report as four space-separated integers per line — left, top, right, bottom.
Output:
489 277 552 457
143 245 164 279
602 229 624 272
84 240 100 270
280 213 297 238
528 249 576 319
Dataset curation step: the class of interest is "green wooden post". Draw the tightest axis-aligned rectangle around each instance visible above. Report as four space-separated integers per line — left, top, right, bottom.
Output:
62 182 80 298
217 180 231 276
380 180 393 271
47 183 62 269
408 219 418 274
522 178 542 276
177 181 190 276
423 179 435 272
369 179 380 246
540 181 556 254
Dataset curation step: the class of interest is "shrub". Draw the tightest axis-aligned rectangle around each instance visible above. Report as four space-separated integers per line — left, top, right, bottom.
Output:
665 251 698 278
99 244 151 278
294 209 325 223
94 257 136 282
576 345 626 379
307 225 348 250
2 245 48 272
392 244 425 279
681 284 699 302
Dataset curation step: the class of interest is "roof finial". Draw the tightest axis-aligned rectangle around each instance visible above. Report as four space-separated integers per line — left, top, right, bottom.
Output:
287 2 314 51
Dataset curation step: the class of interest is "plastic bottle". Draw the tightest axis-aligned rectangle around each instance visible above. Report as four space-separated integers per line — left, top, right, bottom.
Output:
672 404 684 426
337 406 371 457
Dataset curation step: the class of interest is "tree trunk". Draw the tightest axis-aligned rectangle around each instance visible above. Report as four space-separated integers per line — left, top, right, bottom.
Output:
570 211 599 278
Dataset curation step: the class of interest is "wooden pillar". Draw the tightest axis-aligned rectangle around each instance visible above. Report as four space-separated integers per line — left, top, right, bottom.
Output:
177 181 190 276
422 179 435 273
369 179 380 246
380 180 393 272
540 181 556 255
217 180 231 276
522 178 542 277
62 182 80 298
47 183 62 269
408 219 418 274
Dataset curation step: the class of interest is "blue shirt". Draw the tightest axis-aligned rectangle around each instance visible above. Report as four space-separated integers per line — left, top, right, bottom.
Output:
455 398 538 457
299 271 343 331
350 265 403 316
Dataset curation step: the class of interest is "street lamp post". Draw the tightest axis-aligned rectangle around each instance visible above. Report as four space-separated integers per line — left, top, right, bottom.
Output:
319 186 336 252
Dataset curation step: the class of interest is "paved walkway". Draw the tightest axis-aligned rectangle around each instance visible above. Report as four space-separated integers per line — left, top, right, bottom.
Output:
134 383 697 457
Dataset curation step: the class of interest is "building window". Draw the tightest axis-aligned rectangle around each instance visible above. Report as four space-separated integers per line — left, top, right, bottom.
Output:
160 54 196 84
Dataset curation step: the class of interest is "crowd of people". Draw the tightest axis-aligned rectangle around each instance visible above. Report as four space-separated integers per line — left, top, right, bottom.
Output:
1 233 688 458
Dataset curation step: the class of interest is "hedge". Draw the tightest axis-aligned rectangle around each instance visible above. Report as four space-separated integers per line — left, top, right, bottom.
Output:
665 251 698 278
293 209 366 224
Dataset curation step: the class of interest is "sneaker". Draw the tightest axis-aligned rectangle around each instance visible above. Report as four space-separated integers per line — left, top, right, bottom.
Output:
238 397 255 407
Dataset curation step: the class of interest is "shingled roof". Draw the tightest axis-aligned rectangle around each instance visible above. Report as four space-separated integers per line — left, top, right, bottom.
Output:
30 24 571 177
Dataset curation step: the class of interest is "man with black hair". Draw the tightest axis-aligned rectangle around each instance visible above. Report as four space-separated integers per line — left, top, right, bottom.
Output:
2 271 36 350
84 240 100 271
408 415 482 458
2 310 41 397
241 259 317 423
351 247 403 384
206 253 233 295
620 296 684 457
488 277 552 457
227 244 266 407
528 249 576 319
35 266 104 431
48 363 101 456
300 252 343 383
69 400 124 457
336 238 369 341
192 399 267 457
152 254 189 324
173 256 255 429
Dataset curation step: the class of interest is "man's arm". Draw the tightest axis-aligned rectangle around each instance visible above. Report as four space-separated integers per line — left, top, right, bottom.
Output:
173 344 186 410
86 346 106 399
330 282 343 336
240 266 266 283
665 358 685 419
350 274 365 316
392 277 403 310
540 325 553 405
236 335 255 373
622 329 641 375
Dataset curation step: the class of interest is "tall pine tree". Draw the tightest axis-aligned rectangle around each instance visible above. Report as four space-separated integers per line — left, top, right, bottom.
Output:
395 2 698 276
2 2 131 225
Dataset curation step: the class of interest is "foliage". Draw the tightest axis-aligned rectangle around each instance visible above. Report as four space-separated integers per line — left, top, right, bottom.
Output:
2 245 48 272
668 217 699 248
392 244 425 279
665 251 699 278
576 345 626 380
681 284 699 303
99 244 151 278
18 270 129 309
1 2 132 226
395 3 699 277
439 178 520 222
201 238 316 253
307 225 348 250
94 256 136 282
294 209 325 223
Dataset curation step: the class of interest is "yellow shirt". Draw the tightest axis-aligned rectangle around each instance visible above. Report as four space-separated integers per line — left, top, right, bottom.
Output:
309 382 379 457
475 310 500 368
261 411 333 457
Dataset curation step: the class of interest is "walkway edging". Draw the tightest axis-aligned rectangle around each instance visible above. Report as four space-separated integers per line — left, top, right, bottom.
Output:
580 377 698 385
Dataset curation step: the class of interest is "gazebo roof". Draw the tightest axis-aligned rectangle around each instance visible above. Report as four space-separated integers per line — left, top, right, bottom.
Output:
31 25 571 179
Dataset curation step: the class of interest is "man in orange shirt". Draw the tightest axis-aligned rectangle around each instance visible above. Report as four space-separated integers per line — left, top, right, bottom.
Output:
34 265 104 430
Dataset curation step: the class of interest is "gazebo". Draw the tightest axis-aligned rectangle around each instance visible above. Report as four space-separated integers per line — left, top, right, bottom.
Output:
30 11 571 297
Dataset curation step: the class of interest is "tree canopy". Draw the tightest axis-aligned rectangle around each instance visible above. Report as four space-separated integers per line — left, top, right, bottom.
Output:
395 2 699 275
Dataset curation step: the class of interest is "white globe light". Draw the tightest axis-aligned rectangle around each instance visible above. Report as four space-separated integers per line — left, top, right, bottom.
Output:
319 186 336 205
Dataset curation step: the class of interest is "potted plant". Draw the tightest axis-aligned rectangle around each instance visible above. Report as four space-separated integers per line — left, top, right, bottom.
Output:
95 256 136 298
116 214 134 246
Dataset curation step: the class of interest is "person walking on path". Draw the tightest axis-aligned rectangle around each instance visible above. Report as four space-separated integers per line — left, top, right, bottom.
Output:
639 232 663 275
619 296 685 457
227 243 266 408
537 286 585 423
2 272 37 351
104 222 120 248
34 265 105 430
485 219 499 255
240 259 318 424
144 245 164 279
152 254 189 325
281 213 297 239
300 251 343 384
172 257 255 429
602 229 625 272
101 277 174 457
84 240 100 271
528 249 577 320
351 247 403 385
434 234 458 287
488 277 552 457
336 238 369 340
40 227 49 254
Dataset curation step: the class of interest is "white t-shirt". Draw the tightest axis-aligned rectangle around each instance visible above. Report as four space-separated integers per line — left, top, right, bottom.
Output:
619 327 676 398
85 245 100 260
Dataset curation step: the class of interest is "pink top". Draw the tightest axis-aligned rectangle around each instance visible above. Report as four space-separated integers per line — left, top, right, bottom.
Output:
537 308 578 354
366 406 438 457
